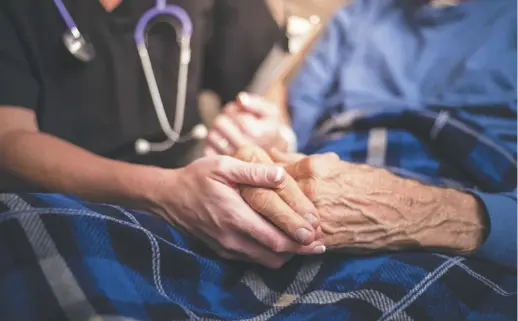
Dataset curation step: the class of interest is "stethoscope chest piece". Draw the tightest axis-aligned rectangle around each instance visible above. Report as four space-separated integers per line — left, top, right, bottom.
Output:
55 0 204 155
63 28 96 62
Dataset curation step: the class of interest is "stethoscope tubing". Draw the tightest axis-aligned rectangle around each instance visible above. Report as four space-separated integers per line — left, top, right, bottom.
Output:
53 0 201 154
135 4 193 152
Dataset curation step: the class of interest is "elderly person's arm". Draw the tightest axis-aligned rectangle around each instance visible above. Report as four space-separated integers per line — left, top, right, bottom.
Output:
235 145 516 269
274 152 487 250
274 151 516 269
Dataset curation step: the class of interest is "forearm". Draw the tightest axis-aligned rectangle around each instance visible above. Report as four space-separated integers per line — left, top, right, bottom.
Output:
284 155 489 254
417 186 487 253
327 184 488 254
0 130 168 212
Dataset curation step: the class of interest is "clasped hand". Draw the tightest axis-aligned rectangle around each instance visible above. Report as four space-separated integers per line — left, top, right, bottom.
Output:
154 144 483 270
205 93 290 156
152 154 325 269
235 145 486 255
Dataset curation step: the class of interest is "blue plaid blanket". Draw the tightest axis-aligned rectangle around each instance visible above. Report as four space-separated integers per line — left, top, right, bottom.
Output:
0 109 516 321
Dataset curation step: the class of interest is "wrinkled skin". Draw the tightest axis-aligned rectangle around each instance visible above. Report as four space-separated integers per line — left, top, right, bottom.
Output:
234 146 322 244
235 145 486 254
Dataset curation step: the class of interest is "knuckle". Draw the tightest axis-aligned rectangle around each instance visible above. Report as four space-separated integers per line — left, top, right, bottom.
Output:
283 163 299 178
214 115 228 129
207 130 219 143
300 157 317 175
223 103 235 113
250 166 266 182
219 235 238 252
307 155 333 176
295 179 316 200
270 238 288 253
234 145 256 162
324 152 340 161
312 154 329 166
244 189 274 214
306 179 318 200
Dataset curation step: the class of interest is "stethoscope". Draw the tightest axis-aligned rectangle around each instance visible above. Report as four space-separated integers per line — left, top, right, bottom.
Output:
52 0 208 155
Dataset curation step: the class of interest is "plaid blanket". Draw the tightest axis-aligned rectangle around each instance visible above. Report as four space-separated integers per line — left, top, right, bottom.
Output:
0 193 516 321
305 107 516 192
0 110 516 321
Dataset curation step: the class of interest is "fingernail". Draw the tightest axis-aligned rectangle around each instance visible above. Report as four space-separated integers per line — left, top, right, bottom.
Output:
313 245 326 254
303 214 317 224
239 92 249 104
269 167 284 183
295 228 311 243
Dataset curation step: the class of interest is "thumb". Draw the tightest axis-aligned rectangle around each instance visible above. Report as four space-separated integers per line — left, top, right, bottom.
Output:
215 157 286 187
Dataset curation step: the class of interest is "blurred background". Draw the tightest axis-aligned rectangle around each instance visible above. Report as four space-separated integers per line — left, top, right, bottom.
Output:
199 0 347 126
268 0 346 53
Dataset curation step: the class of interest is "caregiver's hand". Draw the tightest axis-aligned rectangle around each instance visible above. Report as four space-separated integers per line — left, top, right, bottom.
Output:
233 145 323 247
205 93 295 156
271 151 487 254
153 155 324 269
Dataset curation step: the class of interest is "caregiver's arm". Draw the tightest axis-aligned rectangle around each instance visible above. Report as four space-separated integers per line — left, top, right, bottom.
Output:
0 7 162 206
0 7 161 207
0 5 323 268
0 111 325 268
0 106 168 208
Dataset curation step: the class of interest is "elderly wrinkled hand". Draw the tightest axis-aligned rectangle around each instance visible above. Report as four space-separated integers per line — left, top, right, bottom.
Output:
156 154 326 269
205 93 293 156
233 146 324 251
271 150 487 254
237 145 487 255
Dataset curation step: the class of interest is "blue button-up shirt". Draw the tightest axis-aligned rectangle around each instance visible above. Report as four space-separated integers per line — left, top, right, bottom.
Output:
288 0 517 268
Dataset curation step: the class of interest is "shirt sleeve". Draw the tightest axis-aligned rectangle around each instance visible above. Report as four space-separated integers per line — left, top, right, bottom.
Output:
202 0 283 104
471 190 517 269
287 8 354 150
0 6 39 110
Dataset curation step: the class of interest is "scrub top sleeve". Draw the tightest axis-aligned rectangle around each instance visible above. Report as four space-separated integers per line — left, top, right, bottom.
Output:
0 8 39 110
202 0 283 104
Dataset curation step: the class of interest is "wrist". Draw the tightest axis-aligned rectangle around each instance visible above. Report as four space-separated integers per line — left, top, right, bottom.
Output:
418 187 487 253
112 164 174 214
446 189 487 252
